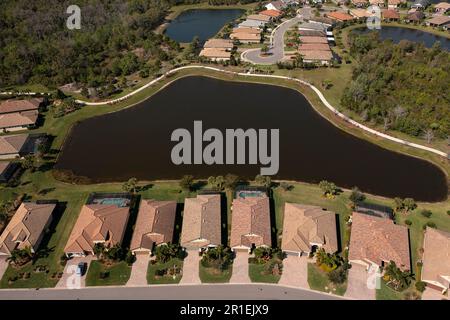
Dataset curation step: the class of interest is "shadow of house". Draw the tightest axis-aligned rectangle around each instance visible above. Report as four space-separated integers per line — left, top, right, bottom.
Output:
121 194 141 251
335 213 343 253
173 202 184 245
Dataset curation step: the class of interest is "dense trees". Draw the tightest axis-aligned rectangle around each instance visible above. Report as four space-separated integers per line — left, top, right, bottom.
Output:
342 33 450 140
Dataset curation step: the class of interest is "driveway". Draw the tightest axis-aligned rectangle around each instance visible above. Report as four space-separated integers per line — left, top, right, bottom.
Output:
126 254 150 287
345 264 376 300
242 16 302 65
0 256 8 280
180 249 201 284
421 287 448 300
56 256 95 289
279 255 309 288
230 251 250 283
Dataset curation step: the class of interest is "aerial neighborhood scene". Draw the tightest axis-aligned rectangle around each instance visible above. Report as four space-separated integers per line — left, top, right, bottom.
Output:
0 0 449 305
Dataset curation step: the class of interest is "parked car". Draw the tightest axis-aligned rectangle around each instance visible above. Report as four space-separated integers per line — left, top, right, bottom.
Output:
76 262 87 276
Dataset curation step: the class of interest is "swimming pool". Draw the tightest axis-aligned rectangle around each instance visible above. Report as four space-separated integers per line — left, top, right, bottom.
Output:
237 191 266 199
93 198 130 207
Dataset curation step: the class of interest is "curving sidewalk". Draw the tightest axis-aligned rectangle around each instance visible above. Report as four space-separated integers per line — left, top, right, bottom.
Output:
1 65 447 158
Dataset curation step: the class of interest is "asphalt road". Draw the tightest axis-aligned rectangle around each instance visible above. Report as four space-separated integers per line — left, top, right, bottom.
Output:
0 284 345 300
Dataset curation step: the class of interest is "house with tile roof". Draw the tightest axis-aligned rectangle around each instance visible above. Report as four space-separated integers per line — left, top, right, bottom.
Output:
326 11 356 22
64 204 130 257
0 98 43 115
421 227 450 293
259 9 282 20
0 110 39 132
0 202 56 256
426 15 450 27
351 0 369 7
282 203 338 256
0 134 31 160
370 0 385 7
230 195 271 251
180 194 222 250
199 48 232 61
382 9 400 21
203 39 234 50
434 2 450 14
230 32 261 43
0 161 19 183
348 212 411 271
130 200 177 255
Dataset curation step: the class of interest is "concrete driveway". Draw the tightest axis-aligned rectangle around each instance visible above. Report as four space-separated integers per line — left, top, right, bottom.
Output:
230 251 250 283
0 256 8 280
56 256 95 289
421 287 448 300
242 16 302 65
279 255 309 288
345 264 376 300
126 254 150 287
180 249 201 284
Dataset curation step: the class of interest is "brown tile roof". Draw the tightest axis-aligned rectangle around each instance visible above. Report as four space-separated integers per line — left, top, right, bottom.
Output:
230 33 261 41
299 43 331 51
64 204 130 255
0 98 42 115
230 196 271 249
326 11 355 22
427 15 450 25
298 30 326 37
0 202 55 255
247 14 272 22
0 110 38 129
370 0 385 4
181 194 221 249
421 227 450 289
352 0 369 5
0 134 29 156
259 9 282 18
282 203 338 254
203 39 234 49
382 9 401 19
298 50 333 61
130 200 177 252
348 212 410 270
407 11 425 20
232 27 261 34
300 36 329 44
199 48 231 59
435 2 450 10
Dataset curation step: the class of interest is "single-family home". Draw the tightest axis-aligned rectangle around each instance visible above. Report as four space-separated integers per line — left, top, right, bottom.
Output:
0 161 19 183
246 14 273 24
265 1 286 11
412 0 431 10
238 19 266 29
351 0 369 8
199 48 232 62
298 49 334 65
405 10 425 23
0 110 39 132
180 194 222 250
300 36 329 44
259 9 282 20
203 39 234 51
426 15 450 27
298 29 326 37
348 212 411 271
130 200 177 255
326 11 356 23
0 134 31 160
0 202 56 256
421 227 450 294
308 16 334 27
232 27 261 35
434 2 450 14
64 204 130 257
382 9 401 21
230 195 271 252
0 98 43 115
388 0 402 10
369 0 385 7
299 43 331 51
350 8 372 20
281 203 338 256
230 32 261 43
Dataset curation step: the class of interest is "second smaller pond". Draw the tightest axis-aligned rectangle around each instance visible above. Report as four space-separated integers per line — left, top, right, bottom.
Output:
165 9 245 43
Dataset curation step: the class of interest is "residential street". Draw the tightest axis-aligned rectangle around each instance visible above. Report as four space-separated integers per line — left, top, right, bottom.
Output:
0 283 345 300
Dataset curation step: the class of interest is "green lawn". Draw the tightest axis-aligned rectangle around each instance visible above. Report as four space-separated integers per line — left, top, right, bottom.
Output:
248 259 281 284
199 262 232 283
147 258 183 284
85 260 131 287
307 263 347 296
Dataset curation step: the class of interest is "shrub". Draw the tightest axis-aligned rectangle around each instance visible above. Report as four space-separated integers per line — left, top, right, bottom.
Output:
328 267 348 284
415 281 427 292
405 219 412 226
99 271 110 279
447 210 450 216
420 210 432 218
423 222 437 230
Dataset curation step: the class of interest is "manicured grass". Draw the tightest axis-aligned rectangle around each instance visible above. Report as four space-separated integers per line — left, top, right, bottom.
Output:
85 260 131 287
0 262 61 289
147 258 183 284
199 262 232 283
248 259 281 283
376 280 404 300
307 263 347 296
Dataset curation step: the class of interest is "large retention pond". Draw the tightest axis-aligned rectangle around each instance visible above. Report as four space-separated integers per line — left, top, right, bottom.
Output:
56 77 448 202
165 9 244 43
354 26 450 51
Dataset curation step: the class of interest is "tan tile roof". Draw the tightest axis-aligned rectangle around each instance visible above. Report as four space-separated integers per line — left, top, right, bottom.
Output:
64 204 130 255
421 227 450 289
247 14 272 22
130 200 177 252
388 0 402 5
0 161 10 174
259 9 282 18
0 134 29 155
0 202 55 255
230 33 261 41
382 9 400 19
350 9 372 18
181 194 221 249
370 0 385 4
299 43 331 51
326 11 355 22
352 0 369 4
282 203 338 254
0 98 42 114
199 48 231 59
300 36 329 44
230 196 271 248
348 212 410 270
427 15 450 25
203 39 234 49
435 2 450 10
0 110 38 129
298 50 333 61
232 27 261 34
